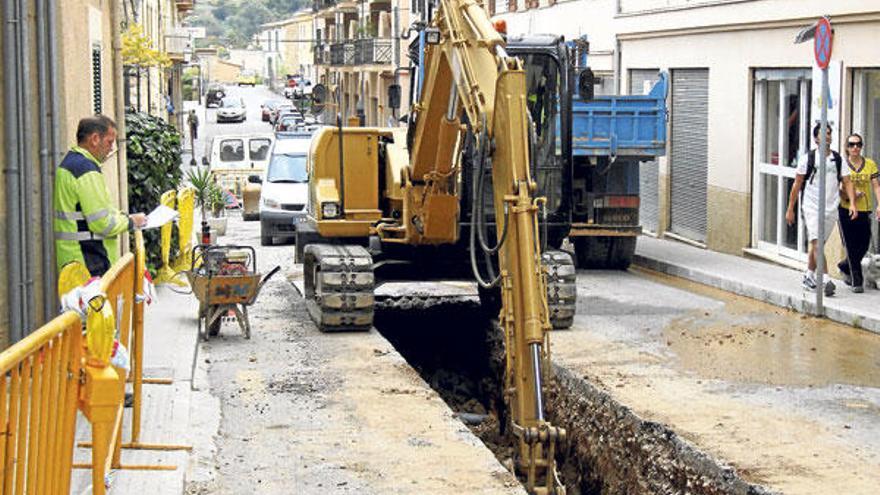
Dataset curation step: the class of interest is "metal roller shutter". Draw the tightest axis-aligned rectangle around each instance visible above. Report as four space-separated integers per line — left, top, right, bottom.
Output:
670 69 709 242
629 69 661 233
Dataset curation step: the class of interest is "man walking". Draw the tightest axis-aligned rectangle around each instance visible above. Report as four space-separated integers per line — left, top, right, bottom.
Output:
54 115 147 276
188 109 199 144
786 123 857 296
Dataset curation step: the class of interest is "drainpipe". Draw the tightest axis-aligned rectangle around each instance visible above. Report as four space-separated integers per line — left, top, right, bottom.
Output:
4 0 24 340
111 0 130 229
614 36 622 95
48 0 64 320
36 0 57 323
18 0 35 333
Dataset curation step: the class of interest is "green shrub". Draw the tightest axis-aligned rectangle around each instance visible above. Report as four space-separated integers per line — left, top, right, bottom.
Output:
126 110 183 273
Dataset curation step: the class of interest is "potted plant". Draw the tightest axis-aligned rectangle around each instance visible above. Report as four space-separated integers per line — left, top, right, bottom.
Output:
206 184 228 236
186 167 227 241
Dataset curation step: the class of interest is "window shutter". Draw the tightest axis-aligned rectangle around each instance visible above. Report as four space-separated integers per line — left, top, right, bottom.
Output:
92 45 102 114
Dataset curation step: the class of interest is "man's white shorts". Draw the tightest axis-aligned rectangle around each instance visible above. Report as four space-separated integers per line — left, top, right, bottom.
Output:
801 204 835 242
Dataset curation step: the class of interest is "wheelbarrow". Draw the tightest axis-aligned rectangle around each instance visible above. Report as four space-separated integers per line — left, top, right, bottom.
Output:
186 244 280 388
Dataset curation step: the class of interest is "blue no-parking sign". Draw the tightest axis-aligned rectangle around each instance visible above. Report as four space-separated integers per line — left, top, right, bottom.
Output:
813 17 833 69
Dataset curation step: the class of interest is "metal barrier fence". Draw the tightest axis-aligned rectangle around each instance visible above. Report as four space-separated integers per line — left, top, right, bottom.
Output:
0 230 188 494
0 311 82 494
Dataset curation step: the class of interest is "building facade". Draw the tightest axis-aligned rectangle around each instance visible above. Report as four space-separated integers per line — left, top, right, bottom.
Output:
496 0 880 269
257 20 286 88
125 0 193 128
282 10 316 81
2 0 123 346
312 0 413 127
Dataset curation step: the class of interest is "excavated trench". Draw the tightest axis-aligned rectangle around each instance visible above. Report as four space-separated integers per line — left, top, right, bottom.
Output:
374 299 773 495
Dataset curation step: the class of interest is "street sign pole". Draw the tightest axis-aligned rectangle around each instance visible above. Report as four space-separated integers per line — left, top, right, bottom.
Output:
796 16 833 316
813 16 832 316
815 66 829 315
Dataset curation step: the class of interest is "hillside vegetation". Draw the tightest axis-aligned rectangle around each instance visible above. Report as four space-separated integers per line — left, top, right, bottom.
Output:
192 0 308 48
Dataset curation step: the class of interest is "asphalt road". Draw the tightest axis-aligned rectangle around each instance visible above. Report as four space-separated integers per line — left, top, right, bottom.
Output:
183 84 288 175
182 87 880 493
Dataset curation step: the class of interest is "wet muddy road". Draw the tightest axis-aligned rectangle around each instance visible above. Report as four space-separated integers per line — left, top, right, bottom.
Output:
551 267 880 494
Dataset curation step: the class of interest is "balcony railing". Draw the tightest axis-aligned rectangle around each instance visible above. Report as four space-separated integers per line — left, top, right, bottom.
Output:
330 42 356 65
354 38 392 65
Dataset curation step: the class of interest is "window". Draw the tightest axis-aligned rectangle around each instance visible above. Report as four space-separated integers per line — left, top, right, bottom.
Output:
219 139 245 162
249 139 272 161
268 154 308 183
852 69 880 251
752 69 812 260
523 53 563 214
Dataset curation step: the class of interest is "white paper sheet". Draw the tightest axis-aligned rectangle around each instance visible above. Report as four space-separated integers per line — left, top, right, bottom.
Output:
143 204 180 230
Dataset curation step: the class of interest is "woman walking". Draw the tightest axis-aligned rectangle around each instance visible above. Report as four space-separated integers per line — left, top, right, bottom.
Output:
838 133 880 292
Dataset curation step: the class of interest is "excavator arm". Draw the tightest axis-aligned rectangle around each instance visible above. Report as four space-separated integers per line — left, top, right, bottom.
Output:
407 1 566 492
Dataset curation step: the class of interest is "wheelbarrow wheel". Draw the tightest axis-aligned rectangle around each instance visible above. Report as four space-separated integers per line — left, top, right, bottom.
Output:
207 305 222 337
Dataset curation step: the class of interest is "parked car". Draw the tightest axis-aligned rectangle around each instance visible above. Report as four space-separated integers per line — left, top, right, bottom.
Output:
217 96 247 123
237 70 257 87
261 100 284 122
274 113 304 133
293 79 313 99
269 103 294 125
205 85 225 108
204 134 274 198
257 136 312 245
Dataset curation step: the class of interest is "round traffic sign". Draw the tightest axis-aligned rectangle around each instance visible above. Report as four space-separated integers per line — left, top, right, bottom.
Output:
814 17 833 69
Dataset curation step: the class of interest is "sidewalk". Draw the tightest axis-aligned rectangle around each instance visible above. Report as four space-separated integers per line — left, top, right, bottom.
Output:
69 285 217 494
634 235 880 334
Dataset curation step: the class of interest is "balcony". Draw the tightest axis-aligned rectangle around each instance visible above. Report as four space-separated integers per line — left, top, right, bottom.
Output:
176 1 195 15
330 42 356 66
312 0 336 12
354 38 392 65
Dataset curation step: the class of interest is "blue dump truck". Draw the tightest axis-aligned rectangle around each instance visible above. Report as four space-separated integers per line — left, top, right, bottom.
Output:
506 34 668 269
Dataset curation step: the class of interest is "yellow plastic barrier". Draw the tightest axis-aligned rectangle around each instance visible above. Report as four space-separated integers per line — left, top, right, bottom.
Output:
0 304 119 494
171 187 195 274
153 190 181 286
0 231 189 494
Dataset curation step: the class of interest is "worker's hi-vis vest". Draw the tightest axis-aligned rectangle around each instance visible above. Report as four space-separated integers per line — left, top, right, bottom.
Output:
54 146 130 276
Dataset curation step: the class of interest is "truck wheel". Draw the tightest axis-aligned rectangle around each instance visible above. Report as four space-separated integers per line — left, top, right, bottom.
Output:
609 237 636 270
261 232 272 246
573 237 609 269
573 237 636 270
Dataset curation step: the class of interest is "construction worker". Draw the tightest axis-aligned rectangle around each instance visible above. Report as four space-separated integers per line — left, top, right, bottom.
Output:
54 115 147 276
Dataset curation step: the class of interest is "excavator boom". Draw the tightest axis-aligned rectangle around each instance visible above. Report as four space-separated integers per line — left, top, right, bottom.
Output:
302 1 567 492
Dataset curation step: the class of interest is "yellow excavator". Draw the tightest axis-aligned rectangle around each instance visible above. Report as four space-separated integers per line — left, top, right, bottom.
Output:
297 0 568 492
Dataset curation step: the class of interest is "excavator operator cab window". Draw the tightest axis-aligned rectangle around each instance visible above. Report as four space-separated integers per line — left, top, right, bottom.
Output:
523 53 563 214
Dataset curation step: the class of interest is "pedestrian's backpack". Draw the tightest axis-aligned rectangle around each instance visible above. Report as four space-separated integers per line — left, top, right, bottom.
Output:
803 149 842 189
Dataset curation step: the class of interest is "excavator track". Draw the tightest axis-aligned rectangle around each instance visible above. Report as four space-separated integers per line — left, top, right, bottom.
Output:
302 244 375 332
543 250 576 330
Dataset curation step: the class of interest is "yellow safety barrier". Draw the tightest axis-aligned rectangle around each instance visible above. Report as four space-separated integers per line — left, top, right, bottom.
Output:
0 311 83 494
0 230 189 494
171 187 195 274
154 190 183 286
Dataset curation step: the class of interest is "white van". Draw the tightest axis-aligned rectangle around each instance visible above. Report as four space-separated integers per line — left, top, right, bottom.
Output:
204 134 273 198
258 136 311 245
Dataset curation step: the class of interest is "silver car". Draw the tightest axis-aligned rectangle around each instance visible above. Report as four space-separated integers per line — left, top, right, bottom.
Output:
217 96 246 123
